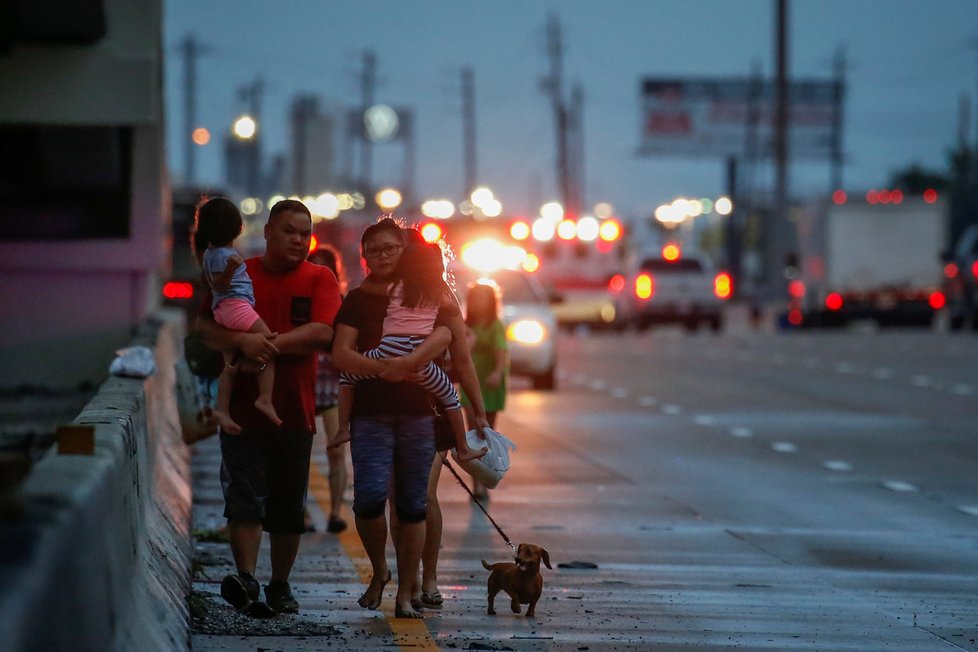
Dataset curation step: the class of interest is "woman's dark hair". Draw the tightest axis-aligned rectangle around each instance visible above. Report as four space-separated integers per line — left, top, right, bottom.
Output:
359 215 404 257
465 282 501 327
396 239 448 309
308 242 348 294
195 197 242 247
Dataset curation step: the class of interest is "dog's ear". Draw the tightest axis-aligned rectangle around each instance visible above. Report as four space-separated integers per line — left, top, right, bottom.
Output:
541 547 552 570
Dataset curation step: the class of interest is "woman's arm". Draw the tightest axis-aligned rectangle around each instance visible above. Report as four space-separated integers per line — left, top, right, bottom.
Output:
265 322 334 356
445 313 490 431
331 323 387 375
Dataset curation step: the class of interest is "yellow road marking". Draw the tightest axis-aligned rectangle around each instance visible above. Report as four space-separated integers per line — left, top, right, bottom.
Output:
308 455 439 651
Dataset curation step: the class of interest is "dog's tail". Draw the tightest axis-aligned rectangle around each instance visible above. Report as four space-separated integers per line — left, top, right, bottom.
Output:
481 559 494 571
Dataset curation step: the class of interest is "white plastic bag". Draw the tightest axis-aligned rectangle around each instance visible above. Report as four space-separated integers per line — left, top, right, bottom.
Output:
109 346 157 378
452 427 516 489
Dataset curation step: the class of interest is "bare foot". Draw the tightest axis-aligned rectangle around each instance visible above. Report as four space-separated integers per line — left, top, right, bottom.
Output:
394 600 424 619
254 398 282 426
213 410 241 435
455 445 488 463
357 569 391 610
328 429 351 450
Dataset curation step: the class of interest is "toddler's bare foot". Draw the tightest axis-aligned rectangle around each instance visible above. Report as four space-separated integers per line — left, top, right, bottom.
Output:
328 429 351 450
255 399 282 426
213 410 241 435
455 445 488 463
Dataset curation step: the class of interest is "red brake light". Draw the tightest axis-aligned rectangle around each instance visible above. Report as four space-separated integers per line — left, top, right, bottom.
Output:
608 274 625 293
832 189 847 205
788 280 805 299
163 281 194 300
944 263 959 279
929 291 945 310
923 189 938 203
635 273 654 300
972 261 978 279
825 292 843 311
714 272 732 299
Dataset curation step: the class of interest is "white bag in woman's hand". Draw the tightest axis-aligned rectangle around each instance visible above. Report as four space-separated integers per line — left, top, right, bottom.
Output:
452 427 516 489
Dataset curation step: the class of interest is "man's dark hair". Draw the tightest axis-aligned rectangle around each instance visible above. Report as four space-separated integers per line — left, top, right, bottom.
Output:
269 199 311 223
195 197 242 247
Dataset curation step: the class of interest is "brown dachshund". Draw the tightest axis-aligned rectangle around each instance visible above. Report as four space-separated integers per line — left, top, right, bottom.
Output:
481 543 552 617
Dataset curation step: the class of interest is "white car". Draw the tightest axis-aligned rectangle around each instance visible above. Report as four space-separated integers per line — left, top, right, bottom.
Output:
449 265 558 390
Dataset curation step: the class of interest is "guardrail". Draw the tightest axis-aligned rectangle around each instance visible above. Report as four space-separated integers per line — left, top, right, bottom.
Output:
0 312 193 651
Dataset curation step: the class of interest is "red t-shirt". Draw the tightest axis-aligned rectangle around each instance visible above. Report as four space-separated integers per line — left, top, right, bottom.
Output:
227 258 340 433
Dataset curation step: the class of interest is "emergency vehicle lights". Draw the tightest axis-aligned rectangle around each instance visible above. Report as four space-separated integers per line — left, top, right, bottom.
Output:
635 273 654 300
163 281 194 300
714 272 733 300
507 319 546 345
662 244 681 261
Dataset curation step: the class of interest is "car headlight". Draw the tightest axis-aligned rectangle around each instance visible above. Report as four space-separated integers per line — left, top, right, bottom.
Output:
507 319 546 345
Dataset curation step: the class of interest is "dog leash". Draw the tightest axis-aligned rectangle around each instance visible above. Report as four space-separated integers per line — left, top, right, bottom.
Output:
442 458 518 554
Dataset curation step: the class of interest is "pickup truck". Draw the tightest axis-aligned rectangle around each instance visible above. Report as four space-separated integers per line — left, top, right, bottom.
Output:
610 246 731 332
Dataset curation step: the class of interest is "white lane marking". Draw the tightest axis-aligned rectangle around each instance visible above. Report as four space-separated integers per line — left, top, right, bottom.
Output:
610 387 630 399
871 367 893 380
637 395 657 407
730 427 753 438
823 460 853 471
589 379 608 391
957 506 978 517
951 384 973 395
771 441 798 453
835 362 855 374
661 404 683 415
881 480 918 492
693 415 715 426
911 375 931 387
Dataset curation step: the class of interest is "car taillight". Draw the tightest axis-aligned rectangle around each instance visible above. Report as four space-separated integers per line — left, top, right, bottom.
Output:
788 279 805 299
972 261 978 280
944 263 959 279
825 292 843 311
608 274 625 294
163 281 194 300
929 291 945 310
714 272 732 299
635 273 654 300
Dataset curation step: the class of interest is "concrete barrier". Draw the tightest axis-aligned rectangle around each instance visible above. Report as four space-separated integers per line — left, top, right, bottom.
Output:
0 312 193 651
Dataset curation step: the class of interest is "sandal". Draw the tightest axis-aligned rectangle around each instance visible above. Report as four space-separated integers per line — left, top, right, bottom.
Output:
357 569 391 610
420 590 443 609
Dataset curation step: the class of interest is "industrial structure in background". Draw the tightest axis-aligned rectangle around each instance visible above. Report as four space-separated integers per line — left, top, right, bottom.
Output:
0 0 167 388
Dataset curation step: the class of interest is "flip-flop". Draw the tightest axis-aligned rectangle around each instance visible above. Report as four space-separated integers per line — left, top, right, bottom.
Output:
357 570 391 610
394 603 424 619
420 590 443 608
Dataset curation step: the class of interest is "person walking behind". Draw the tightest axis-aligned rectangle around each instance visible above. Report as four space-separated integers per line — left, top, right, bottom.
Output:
307 243 350 534
196 197 283 433
460 282 509 499
195 199 341 616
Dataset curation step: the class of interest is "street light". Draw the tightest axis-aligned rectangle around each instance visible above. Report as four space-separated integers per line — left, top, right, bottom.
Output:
233 115 257 139
376 187 402 210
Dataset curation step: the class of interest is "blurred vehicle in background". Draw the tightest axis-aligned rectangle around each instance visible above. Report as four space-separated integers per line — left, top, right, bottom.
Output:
942 223 978 331
610 244 730 332
788 191 946 328
448 243 558 390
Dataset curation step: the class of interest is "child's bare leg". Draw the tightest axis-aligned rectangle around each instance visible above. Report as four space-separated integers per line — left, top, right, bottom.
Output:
214 351 242 435
328 385 354 449
448 407 487 462
248 318 281 426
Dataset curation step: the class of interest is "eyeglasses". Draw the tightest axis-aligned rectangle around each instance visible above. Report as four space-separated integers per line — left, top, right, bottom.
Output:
364 243 403 259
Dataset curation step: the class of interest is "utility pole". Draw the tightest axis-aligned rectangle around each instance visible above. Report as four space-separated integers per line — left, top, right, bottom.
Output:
179 34 209 186
544 12 574 217
359 50 376 192
770 0 791 290
570 82 585 214
461 66 477 200
830 43 847 192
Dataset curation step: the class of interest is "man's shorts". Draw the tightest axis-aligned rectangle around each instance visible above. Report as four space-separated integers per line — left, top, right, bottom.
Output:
219 428 313 534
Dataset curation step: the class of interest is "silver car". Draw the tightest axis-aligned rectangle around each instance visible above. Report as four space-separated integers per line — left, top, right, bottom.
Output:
449 265 558 390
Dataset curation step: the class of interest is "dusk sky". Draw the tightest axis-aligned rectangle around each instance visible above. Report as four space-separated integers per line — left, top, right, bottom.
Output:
164 1 978 219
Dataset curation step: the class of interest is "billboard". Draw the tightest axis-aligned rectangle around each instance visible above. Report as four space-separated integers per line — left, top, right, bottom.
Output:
639 77 842 159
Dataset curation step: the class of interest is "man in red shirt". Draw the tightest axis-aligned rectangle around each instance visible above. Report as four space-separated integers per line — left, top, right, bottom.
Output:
196 199 340 616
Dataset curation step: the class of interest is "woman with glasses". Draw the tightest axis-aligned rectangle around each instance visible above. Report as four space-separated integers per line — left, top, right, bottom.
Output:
331 217 490 618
